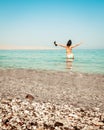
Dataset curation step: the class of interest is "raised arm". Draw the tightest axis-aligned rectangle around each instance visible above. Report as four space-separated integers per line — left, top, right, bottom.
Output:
57 44 66 48
71 42 82 48
54 41 66 48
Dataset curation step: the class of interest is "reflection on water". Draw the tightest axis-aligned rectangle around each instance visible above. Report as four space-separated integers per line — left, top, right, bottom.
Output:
66 58 74 69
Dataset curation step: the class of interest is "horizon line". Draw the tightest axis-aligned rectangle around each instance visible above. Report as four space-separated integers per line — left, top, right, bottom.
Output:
0 45 103 50
0 48 104 51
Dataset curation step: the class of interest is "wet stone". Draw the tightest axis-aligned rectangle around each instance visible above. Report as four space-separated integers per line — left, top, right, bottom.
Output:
25 94 34 101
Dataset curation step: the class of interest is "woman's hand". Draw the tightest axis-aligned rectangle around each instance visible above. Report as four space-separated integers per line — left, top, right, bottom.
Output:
54 41 57 46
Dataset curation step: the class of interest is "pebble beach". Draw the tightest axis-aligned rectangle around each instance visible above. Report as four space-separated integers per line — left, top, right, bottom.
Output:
0 69 104 130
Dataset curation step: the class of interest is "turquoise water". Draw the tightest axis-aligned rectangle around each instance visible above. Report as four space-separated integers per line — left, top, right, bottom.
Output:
0 49 104 74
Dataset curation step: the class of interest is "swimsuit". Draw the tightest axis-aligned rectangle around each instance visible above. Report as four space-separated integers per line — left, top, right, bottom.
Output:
67 53 74 59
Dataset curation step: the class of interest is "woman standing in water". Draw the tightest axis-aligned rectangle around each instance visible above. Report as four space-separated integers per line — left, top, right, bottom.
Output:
54 40 82 59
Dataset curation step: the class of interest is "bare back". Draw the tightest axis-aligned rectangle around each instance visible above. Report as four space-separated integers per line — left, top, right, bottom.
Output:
66 46 72 55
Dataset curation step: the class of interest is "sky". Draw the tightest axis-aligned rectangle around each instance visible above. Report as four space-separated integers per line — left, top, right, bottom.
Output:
0 0 104 49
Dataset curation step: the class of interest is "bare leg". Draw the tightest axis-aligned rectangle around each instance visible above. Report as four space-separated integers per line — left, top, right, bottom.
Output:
66 58 74 69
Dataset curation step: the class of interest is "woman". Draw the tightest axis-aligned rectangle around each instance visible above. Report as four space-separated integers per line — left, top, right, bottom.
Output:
54 40 82 59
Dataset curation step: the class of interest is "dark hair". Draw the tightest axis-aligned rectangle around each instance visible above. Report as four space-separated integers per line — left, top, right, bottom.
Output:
67 40 72 46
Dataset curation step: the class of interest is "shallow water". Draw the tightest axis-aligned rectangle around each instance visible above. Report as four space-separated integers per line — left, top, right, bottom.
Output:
0 49 104 74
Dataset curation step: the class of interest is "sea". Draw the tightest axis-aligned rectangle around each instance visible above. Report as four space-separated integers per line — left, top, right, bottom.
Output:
0 49 104 74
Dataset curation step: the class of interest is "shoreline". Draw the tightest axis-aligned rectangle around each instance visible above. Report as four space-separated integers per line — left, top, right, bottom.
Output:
0 67 104 75
0 68 104 111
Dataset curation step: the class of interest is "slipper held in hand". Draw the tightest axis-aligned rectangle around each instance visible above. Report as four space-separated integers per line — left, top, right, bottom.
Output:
54 41 57 46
